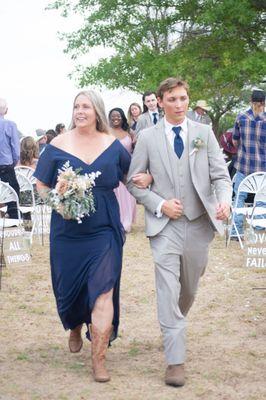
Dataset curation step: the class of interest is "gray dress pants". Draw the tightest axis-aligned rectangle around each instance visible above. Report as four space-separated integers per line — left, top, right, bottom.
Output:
149 214 214 365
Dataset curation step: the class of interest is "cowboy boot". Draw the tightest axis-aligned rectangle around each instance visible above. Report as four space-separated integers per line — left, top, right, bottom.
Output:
90 323 113 382
68 324 83 353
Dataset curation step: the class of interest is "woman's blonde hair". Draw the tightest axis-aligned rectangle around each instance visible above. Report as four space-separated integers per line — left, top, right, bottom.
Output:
70 90 110 133
127 102 142 125
20 136 39 166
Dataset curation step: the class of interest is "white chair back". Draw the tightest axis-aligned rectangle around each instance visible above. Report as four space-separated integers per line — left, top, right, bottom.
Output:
229 171 266 248
15 166 36 184
14 172 37 243
0 181 22 227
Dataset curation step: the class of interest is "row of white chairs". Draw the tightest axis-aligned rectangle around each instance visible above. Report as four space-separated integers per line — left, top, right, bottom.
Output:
1 168 265 250
0 166 51 244
228 171 266 248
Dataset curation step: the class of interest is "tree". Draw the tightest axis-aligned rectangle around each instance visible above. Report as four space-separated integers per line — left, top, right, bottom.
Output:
49 0 266 136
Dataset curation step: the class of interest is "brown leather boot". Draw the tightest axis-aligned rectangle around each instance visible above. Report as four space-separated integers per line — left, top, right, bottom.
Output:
90 324 113 383
165 364 185 387
68 324 83 353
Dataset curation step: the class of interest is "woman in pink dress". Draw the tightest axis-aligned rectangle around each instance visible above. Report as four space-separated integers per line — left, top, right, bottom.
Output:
109 107 151 232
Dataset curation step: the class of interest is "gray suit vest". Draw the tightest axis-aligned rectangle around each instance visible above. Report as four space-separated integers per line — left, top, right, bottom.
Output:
165 136 206 220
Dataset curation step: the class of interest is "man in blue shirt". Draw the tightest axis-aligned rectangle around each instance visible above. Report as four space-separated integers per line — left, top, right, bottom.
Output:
0 98 20 218
232 89 266 238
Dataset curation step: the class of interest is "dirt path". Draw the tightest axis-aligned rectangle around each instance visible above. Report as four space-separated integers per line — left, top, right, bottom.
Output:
0 206 265 400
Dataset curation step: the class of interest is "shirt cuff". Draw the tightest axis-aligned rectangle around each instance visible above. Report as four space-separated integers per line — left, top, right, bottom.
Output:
155 200 165 218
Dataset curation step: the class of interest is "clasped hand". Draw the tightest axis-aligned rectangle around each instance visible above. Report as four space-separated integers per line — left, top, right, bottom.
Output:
162 199 183 219
216 202 231 221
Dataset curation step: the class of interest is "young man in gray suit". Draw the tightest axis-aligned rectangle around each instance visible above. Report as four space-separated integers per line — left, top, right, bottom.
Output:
127 77 232 387
135 90 162 136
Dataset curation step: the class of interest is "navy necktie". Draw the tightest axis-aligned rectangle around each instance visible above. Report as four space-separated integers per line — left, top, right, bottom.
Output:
152 112 158 125
172 126 184 158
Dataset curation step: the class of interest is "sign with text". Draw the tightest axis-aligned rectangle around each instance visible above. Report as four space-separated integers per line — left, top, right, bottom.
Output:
245 230 266 268
1 227 31 266
33 205 51 235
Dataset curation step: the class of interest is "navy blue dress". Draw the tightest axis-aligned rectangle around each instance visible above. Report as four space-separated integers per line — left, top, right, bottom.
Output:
34 140 131 341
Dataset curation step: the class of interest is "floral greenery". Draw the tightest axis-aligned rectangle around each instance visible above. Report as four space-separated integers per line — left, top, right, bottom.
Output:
45 161 101 223
192 137 204 150
47 0 266 136
190 137 205 156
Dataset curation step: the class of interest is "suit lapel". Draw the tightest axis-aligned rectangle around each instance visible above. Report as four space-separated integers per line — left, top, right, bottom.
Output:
155 120 174 185
187 119 198 173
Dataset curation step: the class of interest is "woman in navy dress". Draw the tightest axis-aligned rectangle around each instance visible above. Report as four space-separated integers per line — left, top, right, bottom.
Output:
34 90 131 383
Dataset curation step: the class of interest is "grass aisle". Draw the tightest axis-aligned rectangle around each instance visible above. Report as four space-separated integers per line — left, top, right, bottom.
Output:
0 206 265 400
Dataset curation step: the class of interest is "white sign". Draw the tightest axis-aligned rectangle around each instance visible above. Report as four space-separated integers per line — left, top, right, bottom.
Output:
2 227 31 266
33 205 51 235
245 230 266 268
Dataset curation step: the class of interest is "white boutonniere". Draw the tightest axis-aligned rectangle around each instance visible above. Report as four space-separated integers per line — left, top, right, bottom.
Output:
189 137 204 156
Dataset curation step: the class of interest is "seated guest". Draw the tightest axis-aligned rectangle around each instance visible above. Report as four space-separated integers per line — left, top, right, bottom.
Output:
18 136 39 222
19 136 39 170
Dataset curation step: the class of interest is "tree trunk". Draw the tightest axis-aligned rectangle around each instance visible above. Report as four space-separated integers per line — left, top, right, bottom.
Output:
211 117 221 139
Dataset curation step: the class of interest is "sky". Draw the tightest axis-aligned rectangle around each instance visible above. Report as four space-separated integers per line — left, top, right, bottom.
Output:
0 0 141 136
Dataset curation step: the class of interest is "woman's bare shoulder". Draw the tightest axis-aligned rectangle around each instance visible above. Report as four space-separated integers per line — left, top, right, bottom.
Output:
50 131 72 149
103 131 116 145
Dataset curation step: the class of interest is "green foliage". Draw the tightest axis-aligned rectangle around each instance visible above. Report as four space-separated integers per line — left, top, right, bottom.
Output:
48 0 266 133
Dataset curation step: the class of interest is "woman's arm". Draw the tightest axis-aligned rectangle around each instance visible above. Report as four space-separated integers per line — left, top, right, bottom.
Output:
36 179 50 200
132 172 153 189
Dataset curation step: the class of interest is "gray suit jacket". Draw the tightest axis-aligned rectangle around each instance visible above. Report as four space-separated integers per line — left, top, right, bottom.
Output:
135 111 163 136
187 110 212 125
135 112 153 135
127 119 232 237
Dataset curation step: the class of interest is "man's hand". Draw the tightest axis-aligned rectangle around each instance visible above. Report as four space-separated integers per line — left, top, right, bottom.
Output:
162 199 183 219
132 173 153 189
216 202 231 221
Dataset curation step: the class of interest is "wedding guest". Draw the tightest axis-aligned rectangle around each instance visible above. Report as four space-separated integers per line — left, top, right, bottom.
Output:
34 90 134 383
55 123 66 135
108 108 152 232
19 136 39 169
219 129 237 179
109 107 137 232
18 136 39 222
35 129 47 154
127 77 231 387
187 100 212 125
45 129 57 144
127 102 142 131
135 90 162 136
231 89 266 239
0 98 20 218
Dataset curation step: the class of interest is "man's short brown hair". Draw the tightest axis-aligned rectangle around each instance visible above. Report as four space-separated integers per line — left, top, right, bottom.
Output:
156 77 189 99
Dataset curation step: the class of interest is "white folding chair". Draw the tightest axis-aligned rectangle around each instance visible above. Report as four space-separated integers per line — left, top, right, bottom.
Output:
246 185 266 230
15 171 36 244
0 181 22 286
0 181 22 228
15 166 36 184
228 171 266 248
